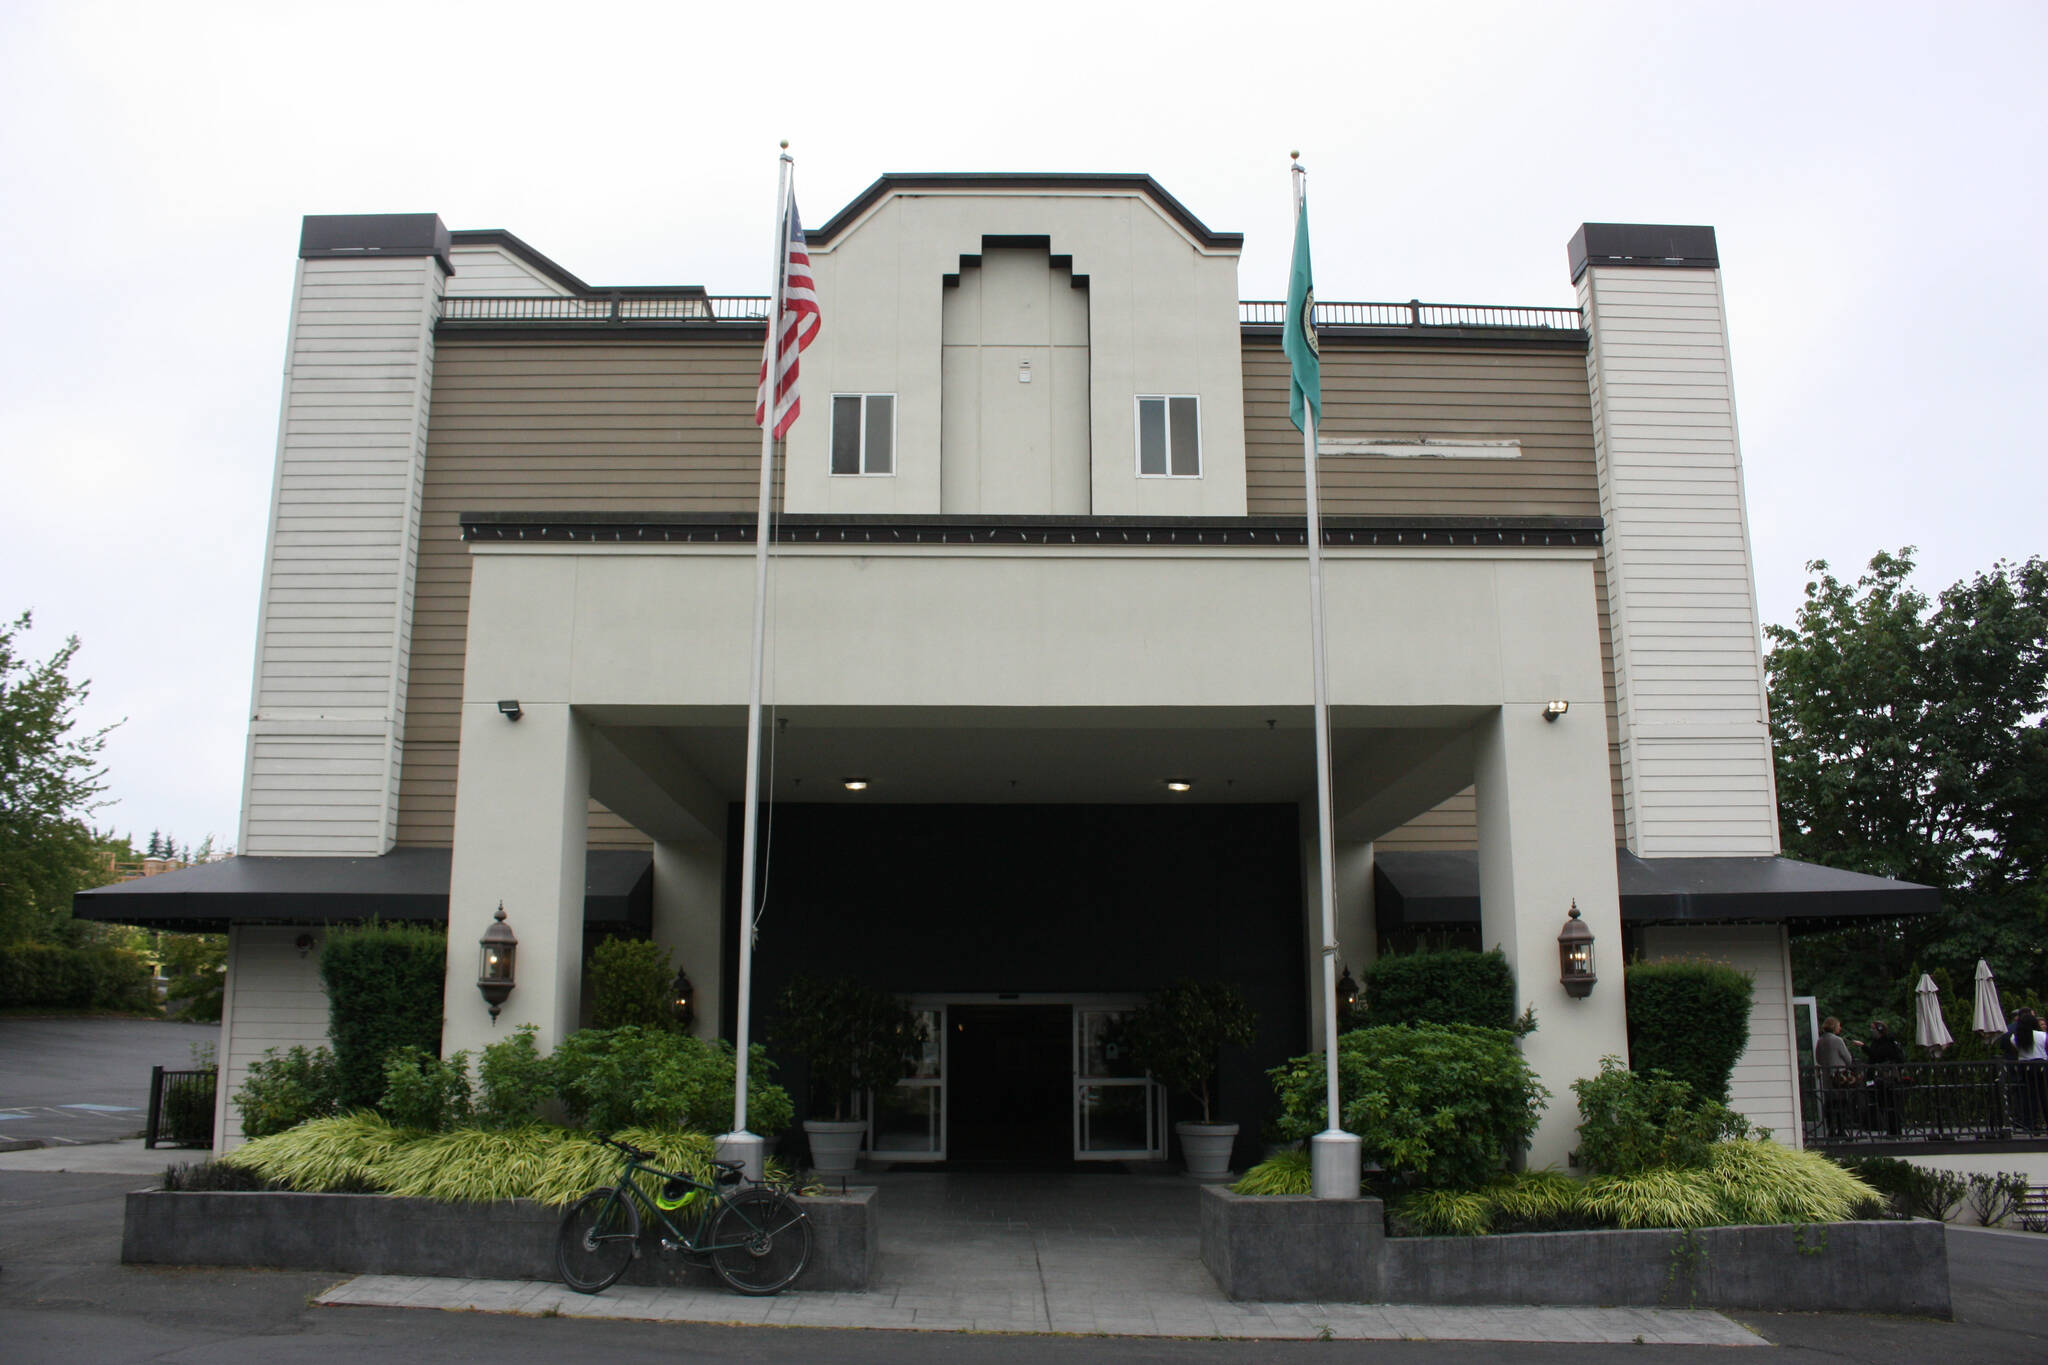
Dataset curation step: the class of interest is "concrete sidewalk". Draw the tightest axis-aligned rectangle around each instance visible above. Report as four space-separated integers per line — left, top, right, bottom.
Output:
314 1169 1765 1345
0 1138 194 1175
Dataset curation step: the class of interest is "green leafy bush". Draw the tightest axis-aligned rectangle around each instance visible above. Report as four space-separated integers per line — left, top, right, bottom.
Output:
1394 1187 1495 1236
1624 959 1753 1105
1966 1171 2029 1227
1482 1170 1590 1232
1269 1024 1547 1191
475 1025 554 1127
233 1044 341 1138
1125 980 1257 1123
379 1046 475 1132
159 1159 270 1192
1572 1057 1752 1175
551 1026 790 1136
0 941 154 1011
1829 1154 1963 1220
588 938 686 1031
1231 1148 1312 1196
770 975 929 1122
1359 948 1533 1034
319 922 447 1109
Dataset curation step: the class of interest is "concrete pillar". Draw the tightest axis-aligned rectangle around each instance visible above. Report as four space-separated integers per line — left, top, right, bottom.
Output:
1300 825 1376 1052
1475 704 1629 1170
653 832 727 1040
443 702 591 1058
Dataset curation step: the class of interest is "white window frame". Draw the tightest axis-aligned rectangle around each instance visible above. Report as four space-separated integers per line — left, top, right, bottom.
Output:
1133 394 1202 479
829 392 897 477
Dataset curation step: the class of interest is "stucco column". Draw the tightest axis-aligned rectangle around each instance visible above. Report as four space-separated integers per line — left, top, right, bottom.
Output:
443 701 591 1058
653 833 726 1040
1475 704 1628 1170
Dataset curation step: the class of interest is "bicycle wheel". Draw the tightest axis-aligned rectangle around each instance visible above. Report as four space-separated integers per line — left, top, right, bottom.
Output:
556 1186 640 1293
709 1187 810 1295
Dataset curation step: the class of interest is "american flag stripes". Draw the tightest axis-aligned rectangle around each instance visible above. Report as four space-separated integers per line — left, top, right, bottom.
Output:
755 193 821 438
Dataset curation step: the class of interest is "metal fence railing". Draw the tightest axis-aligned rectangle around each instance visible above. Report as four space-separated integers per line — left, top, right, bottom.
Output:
1801 1060 2048 1147
144 1065 216 1149
1237 299 1584 330
442 295 772 323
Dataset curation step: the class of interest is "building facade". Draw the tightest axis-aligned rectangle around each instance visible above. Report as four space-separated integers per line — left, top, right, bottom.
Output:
82 175 1932 1167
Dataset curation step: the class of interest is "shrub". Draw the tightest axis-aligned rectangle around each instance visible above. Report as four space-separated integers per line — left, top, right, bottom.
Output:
769 975 929 1122
1833 1155 1966 1221
1624 959 1753 1105
1394 1187 1495 1236
1966 1171 2028 1227
379 1046 475 1132
222 1112 407 1191
319 922 447 1109
550 1026 790 1136
1125 980 1258 1123
160 1160 271 1192
1578 1167 1728 1229
475 1025 554 1127
1232 1148 1313 1196
588 938 685 1031
0 941 153 1010
1359 948 1532 1034
233 1044 341 1138
1270 1024 1547 1191
1482 1169 1590 1232
1572 1057 1751 1175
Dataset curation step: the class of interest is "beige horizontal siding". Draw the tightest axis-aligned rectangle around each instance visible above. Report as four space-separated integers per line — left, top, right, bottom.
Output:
395 337 772 848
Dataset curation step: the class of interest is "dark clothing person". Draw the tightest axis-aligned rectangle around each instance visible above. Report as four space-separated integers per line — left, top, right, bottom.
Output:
1862 1023 1906 1135
1816 1018 1856 1138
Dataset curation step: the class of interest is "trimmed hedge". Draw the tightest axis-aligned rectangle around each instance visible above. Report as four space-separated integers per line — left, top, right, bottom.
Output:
319 922 447 1109
1624 959 1754 1105
1359 948 1524 1033
0 941 155 1011
587 937 683 1031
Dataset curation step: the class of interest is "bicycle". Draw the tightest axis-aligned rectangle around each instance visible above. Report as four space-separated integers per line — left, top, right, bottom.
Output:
555 1135 811 1295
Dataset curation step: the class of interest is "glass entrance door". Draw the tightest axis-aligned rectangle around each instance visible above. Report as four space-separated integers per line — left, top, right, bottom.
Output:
1074 1007 1166 1160
870 1005 945 1161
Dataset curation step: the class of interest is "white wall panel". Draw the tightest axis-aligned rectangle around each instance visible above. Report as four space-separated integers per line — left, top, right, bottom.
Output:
1640 925 1801 1143
215 925 332 1151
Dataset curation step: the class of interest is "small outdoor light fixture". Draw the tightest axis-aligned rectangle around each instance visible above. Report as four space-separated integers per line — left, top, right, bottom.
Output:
1543 700 1569 722
1558 901 1596 998
497 699 523 722
1336 966 1359 1016
842 777 869 792
477 903 518 1023
672 967 696 1031
1164 778 1193 793
294 932 316 959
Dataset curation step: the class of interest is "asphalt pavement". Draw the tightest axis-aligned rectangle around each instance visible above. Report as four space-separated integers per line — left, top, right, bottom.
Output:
0 1017 219 1146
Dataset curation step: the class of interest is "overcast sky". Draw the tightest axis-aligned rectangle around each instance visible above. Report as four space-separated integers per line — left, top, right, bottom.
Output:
2 1 2041 850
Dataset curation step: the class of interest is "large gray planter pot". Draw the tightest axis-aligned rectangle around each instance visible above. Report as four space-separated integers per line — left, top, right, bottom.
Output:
1176 1120 1239 1180
804 1118 867 1175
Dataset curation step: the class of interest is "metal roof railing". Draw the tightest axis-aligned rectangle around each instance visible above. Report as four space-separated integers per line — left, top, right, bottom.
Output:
1239 299 1583 330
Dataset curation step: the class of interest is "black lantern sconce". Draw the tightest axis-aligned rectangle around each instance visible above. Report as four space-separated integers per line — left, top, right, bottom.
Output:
477 903 518 1023
1558 901 1596 998
1336 966 1359 1027
672 966 696 1032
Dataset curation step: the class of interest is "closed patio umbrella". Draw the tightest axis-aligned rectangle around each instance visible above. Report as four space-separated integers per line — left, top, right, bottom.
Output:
1915 973 1954 1054
1973 959 2009 1039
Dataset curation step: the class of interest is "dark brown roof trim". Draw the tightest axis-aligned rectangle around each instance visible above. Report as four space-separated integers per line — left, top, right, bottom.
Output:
447 228 711 299
808 173 1244 250
461 511 1603 550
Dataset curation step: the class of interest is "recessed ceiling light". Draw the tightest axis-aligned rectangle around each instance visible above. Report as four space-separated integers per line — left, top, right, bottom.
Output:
842 778 869 792
1165 779 1193 793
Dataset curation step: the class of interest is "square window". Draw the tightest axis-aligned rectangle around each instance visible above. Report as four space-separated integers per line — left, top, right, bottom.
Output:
1135 395 1201 478
831 393 895 476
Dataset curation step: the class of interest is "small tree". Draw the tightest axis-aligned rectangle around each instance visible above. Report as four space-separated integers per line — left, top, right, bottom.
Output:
1125 979 1257 1124
769 975 925 1121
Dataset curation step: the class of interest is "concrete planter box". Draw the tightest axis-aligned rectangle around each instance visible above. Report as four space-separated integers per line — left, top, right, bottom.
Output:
123 1186 876 1292
1200 1186 1950 1317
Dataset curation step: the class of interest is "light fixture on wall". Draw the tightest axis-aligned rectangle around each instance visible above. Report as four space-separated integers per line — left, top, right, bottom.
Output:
294 933 316 959
477 904 519 1022
842 778 869 792
1336 966 1359 1023
497 699 523 722
1558 901 1596 998
672 967 696 1031
1164 778 1193 793
1543 700 1569 722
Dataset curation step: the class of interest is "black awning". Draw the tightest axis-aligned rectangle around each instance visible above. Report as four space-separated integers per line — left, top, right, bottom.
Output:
1374 849 1940 932
73 847 653 935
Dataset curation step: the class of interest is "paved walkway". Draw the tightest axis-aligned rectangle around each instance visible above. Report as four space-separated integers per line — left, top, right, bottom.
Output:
316 1170 1766 1345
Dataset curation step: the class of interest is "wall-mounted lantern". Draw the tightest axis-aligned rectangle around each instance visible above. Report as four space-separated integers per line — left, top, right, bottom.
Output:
1336 966 1359 1026
672 967 696 1032
477 903 518 1022
1558 901 1596 998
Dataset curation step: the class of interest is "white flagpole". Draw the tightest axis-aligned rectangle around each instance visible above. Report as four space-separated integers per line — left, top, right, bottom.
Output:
721 144 793 1180
1295 157 1361 1200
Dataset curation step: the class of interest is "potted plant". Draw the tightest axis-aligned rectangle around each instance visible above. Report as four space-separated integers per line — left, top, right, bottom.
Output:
770 974 926 1175
1126 979 1257 1179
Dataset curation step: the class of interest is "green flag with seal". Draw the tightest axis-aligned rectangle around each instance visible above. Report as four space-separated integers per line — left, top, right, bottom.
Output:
1284 193 1320 434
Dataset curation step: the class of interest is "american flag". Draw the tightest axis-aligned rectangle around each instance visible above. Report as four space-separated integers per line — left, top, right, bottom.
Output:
755 193 821 438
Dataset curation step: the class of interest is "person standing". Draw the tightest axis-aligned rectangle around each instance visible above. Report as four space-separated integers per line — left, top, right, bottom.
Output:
1859 1019 1906 1136
2012 1009 2047 1132
1816 1016 1857 1138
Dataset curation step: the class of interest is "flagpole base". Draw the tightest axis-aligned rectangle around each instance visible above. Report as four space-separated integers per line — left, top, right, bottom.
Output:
716 1130 766 1182
1310 1129 1362 1200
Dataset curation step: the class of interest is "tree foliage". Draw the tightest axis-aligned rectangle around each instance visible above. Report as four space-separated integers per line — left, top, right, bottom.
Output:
0 612 120 944
1767 550 2048 1027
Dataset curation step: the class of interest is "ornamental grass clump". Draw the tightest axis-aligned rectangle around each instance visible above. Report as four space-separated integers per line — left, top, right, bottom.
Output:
1231 1148 1313 1196
1577 1167 1727 1230
1394 1187 1495 1237
223 1112 407 1192
1703 1140 1877 1225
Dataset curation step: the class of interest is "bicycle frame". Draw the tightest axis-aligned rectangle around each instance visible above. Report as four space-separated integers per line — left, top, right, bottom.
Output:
599 1154 776 1255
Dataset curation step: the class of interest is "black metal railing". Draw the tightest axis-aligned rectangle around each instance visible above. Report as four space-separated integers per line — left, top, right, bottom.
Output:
442 294 772 323
1238 299 1584 331
1800 1060 2048 1148
144 1065 216 1149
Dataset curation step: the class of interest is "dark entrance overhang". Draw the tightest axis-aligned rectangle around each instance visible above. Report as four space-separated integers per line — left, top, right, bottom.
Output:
1374 849 1940 935
72 847 652 935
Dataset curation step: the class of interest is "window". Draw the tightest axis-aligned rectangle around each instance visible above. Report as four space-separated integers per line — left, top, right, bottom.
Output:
1135 395 1201 477
830 393 895 475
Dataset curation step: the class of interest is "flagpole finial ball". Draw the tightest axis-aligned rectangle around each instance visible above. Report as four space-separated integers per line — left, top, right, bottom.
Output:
780 140 789 150
1290 150 1300 160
